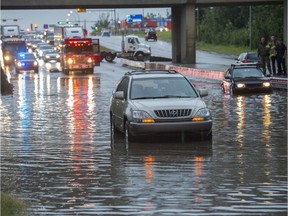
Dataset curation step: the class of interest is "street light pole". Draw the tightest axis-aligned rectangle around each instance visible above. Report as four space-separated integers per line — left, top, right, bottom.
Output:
70 10 80 24
249 6 252 50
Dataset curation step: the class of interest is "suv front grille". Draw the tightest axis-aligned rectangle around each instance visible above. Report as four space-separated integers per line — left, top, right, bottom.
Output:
154 109 192 118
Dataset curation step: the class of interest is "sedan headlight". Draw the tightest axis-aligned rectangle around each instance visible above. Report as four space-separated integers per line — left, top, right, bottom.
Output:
4 55 10 61
56 54 60 58
45 55 50 59
236 83 246 88
133 110 155 123
263 82 271 87
33 61 38 66
17 62 22 67
192 108 211 121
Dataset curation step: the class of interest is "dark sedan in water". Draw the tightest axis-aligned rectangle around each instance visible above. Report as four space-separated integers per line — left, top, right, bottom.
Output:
221 64 272 94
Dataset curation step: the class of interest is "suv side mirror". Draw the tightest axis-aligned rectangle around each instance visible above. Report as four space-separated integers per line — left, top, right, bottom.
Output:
198 89 208 97
114 91 124 99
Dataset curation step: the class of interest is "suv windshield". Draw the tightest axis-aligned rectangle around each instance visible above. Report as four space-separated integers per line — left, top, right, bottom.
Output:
130 77 198 99
233 68 264 78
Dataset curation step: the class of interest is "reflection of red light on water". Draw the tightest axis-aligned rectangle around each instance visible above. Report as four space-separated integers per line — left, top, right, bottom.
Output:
144 155 154 183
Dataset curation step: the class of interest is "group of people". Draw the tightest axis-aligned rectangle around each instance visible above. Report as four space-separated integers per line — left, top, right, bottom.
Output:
258 36 287 76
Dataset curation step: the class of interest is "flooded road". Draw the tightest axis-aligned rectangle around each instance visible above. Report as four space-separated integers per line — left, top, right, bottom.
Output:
1 61 287 215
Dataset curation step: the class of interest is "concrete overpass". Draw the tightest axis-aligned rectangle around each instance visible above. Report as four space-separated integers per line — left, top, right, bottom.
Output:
1 0 286 65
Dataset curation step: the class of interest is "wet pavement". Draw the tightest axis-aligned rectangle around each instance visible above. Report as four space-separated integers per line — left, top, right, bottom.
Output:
1 61 287 215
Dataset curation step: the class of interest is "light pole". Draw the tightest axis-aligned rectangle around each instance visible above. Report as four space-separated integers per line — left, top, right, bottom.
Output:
69 10 80 24
249 6 252 50
67 13 77 23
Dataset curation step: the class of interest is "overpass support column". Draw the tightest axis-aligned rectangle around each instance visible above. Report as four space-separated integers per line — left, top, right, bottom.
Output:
171 2 196 64
285 0 287 74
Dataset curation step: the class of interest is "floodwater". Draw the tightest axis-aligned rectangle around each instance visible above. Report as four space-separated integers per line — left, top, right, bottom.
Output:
1 63 287 215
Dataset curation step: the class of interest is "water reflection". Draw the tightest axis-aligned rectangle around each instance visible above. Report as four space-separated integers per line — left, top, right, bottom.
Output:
111 139 213 214
236 95 245 145
262 94 272 140
1 73 286 215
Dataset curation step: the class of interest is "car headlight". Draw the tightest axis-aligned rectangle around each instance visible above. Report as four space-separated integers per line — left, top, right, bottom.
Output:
56 54 60 58
133 110 155 123
45 55 50 58
263 82 270 87
17 62 22 67
192 108 211 121
4 55 10 61
87 57 93 63
33 61 38 66
236 83 246 88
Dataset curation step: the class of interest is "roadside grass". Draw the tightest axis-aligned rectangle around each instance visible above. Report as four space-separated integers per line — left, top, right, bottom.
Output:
1 192 32 216
126 30 254 56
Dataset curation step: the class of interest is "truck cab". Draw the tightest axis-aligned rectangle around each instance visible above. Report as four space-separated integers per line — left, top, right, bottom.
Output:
123 35 151 57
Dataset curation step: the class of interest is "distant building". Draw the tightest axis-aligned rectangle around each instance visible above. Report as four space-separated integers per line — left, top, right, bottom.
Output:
120 18 171 30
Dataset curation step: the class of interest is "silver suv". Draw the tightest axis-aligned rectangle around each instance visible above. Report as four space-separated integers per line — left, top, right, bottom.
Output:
110 70 212 141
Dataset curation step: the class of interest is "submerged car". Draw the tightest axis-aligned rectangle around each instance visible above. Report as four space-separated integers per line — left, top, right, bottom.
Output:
42 49 60 62
221 64 272 94
36 44 54 58
110 70 212 141
14 52 38 74
235 52 261 65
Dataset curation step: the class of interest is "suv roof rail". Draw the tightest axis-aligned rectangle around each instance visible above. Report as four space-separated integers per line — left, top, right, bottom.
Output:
125 70 179 75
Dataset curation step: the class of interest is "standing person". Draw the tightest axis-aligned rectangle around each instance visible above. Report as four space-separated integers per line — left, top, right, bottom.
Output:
268 36 277 75
258 37 271 75
275 38 287 76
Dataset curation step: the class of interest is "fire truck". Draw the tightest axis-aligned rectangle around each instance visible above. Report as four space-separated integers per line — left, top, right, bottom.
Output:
1 37 27 66
60 38 99 74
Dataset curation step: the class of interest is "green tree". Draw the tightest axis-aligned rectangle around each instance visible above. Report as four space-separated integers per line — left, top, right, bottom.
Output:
199 4 284 49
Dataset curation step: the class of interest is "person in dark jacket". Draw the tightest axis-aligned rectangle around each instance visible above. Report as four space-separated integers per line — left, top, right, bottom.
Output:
258 37 271 75
275 38 287 76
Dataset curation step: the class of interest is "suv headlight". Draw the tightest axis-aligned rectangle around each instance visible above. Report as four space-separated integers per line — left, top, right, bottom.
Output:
236 83 246 88
192 108 211 121
263 82 270 87
133 110 155 123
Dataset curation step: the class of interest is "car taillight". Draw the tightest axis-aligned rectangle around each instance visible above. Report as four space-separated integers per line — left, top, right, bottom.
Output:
243 59 248 63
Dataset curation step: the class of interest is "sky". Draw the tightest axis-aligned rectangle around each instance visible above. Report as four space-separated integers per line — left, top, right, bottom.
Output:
1 8 170 31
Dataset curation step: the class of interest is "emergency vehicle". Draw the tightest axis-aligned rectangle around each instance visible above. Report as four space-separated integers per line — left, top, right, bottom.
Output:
60 38 98 74
1 37 27 66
